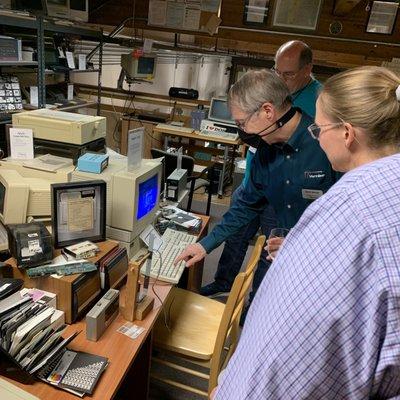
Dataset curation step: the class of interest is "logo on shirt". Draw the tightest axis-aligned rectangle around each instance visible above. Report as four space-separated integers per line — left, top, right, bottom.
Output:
304 170 326 179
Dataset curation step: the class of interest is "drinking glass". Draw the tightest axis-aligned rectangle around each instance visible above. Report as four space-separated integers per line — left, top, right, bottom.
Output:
267 228 290 260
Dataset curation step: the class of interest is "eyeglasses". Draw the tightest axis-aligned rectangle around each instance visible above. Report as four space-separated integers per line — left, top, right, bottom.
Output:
307 121 344 139
271 66 301 80
235 108 260 130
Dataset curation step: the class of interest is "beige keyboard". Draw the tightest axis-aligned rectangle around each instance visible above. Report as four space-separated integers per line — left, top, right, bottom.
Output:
156 124 194 134
198 129 238 140
142 228 197 284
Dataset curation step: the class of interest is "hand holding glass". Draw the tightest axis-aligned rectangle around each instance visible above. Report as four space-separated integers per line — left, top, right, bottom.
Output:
266 228 290 260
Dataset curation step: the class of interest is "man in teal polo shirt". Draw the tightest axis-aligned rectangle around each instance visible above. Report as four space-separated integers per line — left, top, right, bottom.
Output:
175 69 339 286
274 40 322 117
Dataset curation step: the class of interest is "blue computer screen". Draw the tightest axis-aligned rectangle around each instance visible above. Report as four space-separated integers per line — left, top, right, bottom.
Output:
137 173 158 220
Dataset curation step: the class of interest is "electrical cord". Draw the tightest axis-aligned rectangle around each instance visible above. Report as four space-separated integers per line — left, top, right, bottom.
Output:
111 91 135 144
132 115 164 145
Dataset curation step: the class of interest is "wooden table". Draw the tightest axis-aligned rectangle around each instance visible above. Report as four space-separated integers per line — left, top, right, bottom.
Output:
153 125 241 197
4 281 172 400
2 216 210 399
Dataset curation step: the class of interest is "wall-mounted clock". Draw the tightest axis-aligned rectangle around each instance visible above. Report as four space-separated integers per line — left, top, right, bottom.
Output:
329 20 343 34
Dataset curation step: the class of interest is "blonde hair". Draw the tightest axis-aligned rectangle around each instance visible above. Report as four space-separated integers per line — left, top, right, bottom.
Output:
319 66 400 148
228 69 292 114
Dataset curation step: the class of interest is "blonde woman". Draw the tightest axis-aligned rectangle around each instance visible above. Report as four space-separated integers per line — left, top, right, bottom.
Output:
212 66 400 399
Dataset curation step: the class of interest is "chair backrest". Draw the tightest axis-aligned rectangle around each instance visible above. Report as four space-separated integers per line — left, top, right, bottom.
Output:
151 148 195 184
208 235 266 395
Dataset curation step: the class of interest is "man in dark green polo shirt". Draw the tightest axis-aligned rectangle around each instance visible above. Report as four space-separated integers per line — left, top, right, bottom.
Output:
175 69 339 292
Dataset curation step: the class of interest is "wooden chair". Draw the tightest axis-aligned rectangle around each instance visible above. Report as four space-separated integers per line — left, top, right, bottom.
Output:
151 235 266 398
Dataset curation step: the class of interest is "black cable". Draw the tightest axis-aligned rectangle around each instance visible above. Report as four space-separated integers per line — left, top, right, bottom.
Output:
112 94 130 144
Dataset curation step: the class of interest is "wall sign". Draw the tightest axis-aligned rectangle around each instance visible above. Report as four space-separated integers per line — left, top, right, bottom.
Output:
366 1 398 34
243 0 270 25
272 0 322 30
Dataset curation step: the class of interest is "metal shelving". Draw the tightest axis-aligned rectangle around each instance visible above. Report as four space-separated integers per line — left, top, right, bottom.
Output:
0 61 38 66
0 12 103 115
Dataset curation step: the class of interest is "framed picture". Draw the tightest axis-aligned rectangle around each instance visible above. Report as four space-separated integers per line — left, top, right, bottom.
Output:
272 0 322 30
366 1 398 34
243 0 270 26
51 181 106 248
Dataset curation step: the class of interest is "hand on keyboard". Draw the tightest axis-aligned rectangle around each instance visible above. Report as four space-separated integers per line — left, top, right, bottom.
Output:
174 242 207 268
143 228 198 284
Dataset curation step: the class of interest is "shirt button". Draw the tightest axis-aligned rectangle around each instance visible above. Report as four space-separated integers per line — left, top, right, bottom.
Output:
295 148 299 152
286 155 291 159
286 180 290 184
287 204 291 209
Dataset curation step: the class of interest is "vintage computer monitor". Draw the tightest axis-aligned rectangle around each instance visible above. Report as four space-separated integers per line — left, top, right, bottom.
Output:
110 160 162 238
69 0 88 21
46 0 69 18
208 98 236 128
120 53 157 81
0 169 52 224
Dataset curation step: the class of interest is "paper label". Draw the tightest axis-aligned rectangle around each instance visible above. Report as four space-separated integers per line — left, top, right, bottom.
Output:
67 198 94 232
66 51 75 69
67 84 74 101
127 128 144 171
30 86 38 107
78 54 86 70
302 189 323 200
143 39 154 53
117 322 145 339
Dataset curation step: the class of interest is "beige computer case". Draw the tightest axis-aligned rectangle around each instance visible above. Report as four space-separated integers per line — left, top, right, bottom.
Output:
12 109 106 145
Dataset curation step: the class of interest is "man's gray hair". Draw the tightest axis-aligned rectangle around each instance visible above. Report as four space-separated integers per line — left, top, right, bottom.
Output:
228 69 292 114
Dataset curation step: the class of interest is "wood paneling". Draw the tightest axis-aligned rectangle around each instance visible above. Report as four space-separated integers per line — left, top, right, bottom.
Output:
89 0 400 66
333 0 363 16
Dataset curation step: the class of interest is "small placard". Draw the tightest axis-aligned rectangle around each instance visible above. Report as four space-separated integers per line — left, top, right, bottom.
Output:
65 51 75 69
78 54 86 70
9 127 34 160
127 127 144 171
143 39 154 53
30 86 38 107
301 188 323 200
244 0 269 25
366 1 398 34
67 84 74 101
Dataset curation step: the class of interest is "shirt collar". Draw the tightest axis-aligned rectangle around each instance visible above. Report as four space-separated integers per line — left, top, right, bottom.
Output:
286 111 311 150
270 110 310 153
291 78 315 98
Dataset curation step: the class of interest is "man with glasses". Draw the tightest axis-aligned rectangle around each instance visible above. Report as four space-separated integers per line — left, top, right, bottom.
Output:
197 41 322 307
175 70 340 303
274 40 322 118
